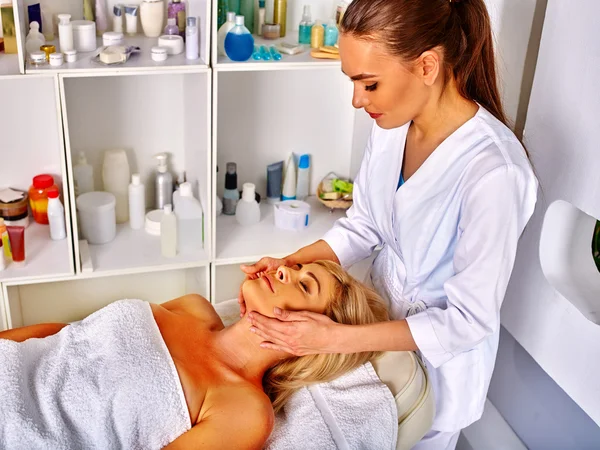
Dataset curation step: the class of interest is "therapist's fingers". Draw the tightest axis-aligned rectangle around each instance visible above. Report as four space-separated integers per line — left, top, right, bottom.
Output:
241 257 287 276
237 286 247 317
249 326 292 349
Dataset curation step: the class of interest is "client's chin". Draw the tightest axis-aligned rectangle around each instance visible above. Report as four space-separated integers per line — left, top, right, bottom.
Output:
241 278 274 318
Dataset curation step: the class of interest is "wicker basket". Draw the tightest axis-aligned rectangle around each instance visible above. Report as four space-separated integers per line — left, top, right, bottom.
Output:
317 183 353 211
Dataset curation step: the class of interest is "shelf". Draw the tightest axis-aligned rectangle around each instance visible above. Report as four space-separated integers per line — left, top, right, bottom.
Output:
215 196 345 264
0 53 20 77
215 36 339 72
84 223 209 277
0 223 73 283
25 35 208 76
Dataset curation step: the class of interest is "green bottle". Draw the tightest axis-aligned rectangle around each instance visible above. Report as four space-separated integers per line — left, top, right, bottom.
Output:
240 0 254 34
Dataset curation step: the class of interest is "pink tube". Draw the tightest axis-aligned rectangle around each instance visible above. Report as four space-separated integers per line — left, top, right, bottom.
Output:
6 226 25 263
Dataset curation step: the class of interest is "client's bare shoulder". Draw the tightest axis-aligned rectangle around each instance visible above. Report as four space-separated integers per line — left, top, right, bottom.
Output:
156 294 224 330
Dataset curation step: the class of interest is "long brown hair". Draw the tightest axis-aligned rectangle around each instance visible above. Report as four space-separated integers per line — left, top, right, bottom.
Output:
263 260 389 414
341 0 508 127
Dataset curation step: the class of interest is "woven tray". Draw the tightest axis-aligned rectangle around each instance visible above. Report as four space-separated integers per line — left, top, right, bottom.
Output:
317 184 353 211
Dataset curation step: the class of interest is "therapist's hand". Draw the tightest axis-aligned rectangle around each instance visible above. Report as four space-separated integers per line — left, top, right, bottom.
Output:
238 257 288 317
247 308 343 356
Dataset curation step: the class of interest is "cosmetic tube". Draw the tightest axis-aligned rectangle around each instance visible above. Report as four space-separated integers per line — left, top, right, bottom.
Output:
267 161 283 204
124 5 139 35
281 154 296 201
6 226 25 264
113 4 124 33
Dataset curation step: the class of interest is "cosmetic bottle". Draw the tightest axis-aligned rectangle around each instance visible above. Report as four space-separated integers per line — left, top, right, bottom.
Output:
224 15 254 62
218 11 236 56
168 0 186 37
6 226 25 265
161 204 177 258
282 154 296 200
124 5 138 35
112 4 124 33
0 219 11 261
164 17 179 35
173 181 203 252
324 18 338 46
310 20 324 49
155 153 174 210
29 174 58 225
141 0 166 38
223 162 240 215
236 183 261 226
129 173 146 230
57 14 74 52
229 0 241 14
273 0 286 37
102 149 130 224
47 188 66 241
256 0 266 36
240 0 254 34
335 0 350 26
296 154 310 200
95 0 109 36
73 151 94 196
267 161 283 204
25 21 45 56
298 5 312 45
185 16 199 60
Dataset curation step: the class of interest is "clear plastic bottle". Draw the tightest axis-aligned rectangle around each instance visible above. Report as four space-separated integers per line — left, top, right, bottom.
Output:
47 187 66 240
298 5 313 45
172 181 203 252
73 151 94 197
296 154 310 200
161 204 177 258
128 173 146 230
223 162 240 215
167 0 186 37
324 19 338 46
224 15 254 62
57 14 74 52
164 17 179 35
218 12 236 56
25 21 46 56
236 183 261 226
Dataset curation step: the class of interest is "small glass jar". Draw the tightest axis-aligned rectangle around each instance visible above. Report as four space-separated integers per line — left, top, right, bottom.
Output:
262 23 280 40
29 174 58 225
0 190 29 227
30 51 47 65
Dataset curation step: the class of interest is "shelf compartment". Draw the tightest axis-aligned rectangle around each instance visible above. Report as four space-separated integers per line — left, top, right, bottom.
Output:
2 265 208 328
540 200 600 324
215 196 345 264
60 71 212 275
0 53 21 77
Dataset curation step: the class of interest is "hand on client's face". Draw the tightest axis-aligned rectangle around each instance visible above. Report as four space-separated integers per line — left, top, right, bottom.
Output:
238 257 288 317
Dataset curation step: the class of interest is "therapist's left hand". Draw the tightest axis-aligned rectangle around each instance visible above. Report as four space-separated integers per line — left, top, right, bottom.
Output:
248 308 343 356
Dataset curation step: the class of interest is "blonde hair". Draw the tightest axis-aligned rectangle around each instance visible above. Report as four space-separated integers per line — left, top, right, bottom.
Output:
263 260 389 414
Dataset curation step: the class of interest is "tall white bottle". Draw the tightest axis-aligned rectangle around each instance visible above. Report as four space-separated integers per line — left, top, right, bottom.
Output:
73 151 94 197
57 14 74 52
173 181 203 252
102 149 130 224
161 204 177 258
217 12 236 56
47 188 67 241
236 183 261 226
296 154 310 200
186 16 199 60
281 153 297 201
128 173 146 230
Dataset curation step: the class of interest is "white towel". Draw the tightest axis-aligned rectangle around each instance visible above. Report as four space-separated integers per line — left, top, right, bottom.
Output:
214 299 398 450
0 299 191 450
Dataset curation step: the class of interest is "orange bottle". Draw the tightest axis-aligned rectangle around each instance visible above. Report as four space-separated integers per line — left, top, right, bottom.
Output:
29 174 58 225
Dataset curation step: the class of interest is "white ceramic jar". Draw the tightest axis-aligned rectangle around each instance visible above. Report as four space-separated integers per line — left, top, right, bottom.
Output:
140 0 165 38
103 31 124 46
76 192 117 245
72 20 97 52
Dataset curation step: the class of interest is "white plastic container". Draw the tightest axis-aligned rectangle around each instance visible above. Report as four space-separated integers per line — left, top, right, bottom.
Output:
102 149 130 224
173 182 203 252
128 173 146 230
151 46 168 61
236 183 261 226
76 192 116 245
141 0 165 37
158 35 184 55
185 16 199 60
217 12 236 56
64 49 77 62
282 153 297 200
102 31 124 46
73 151 94 196
49 52 64 67
145 209 163 236
57 14 74 52
72 20 97 52
296 154 310 200
47 188 67 241
161 204 177 258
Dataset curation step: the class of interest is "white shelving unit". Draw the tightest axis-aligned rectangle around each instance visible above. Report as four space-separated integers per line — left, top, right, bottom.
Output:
0 0 371 329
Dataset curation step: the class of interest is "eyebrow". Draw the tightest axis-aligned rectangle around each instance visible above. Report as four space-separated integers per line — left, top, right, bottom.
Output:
341 69 378 81
307 271 321 294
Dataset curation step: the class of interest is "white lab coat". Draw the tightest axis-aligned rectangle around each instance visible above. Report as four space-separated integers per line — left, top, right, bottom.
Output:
323 107 538 432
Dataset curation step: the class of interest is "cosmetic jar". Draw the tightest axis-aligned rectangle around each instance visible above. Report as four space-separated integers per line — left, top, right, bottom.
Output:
145 209 163 236
0 190 29 226
72 20 97 52
151 46 168 61
49 52 63 66
64 49 77 62
76 192 117 245
103 31 124 47
30 51 47 65
40 44 56 61
262 23 281 40
157 34 184 55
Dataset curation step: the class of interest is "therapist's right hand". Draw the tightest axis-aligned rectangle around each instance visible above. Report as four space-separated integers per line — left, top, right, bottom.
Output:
238 257 288 317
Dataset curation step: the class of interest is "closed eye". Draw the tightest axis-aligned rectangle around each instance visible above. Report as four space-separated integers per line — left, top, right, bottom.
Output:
365 82 378 92
300 281 309 294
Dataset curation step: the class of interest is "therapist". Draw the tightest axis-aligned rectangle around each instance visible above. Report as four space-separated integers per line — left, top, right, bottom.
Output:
241 0 538 448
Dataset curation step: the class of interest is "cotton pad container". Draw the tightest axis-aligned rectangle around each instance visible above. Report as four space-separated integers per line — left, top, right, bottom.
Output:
76 191 117 244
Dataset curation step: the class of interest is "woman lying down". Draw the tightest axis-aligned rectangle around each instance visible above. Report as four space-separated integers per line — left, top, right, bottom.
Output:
0 261 388 449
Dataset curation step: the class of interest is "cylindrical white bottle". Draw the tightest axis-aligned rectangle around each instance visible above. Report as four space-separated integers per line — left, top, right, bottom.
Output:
47 188 67 241
236 183 261 226
58 14 74 52
129 173 146 230
186 16 199 60
161 204 177 258
102 149 130 224
73 151 94 197
217 12 236 56
282 154 297 201
296 154 310 200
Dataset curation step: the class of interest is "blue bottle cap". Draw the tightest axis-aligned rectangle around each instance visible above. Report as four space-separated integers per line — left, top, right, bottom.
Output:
299 154 310 169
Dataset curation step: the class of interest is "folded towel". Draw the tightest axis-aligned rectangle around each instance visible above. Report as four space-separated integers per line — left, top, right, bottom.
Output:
214 299 398 450
0 299 191 450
